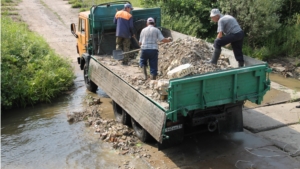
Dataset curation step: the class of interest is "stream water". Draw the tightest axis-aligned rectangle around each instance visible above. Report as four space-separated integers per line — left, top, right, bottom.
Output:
1 80 148 169
270 73 300 91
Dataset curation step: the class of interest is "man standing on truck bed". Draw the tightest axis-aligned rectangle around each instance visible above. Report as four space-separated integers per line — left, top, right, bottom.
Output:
208 8 245 67
114 3 135 52
139 17 172 80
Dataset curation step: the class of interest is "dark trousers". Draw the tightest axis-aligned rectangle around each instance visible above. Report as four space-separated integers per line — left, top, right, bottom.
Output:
214 31 244 61
140 49 158 76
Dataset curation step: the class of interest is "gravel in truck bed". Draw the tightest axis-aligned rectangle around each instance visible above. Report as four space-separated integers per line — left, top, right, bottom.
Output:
96 37 233 110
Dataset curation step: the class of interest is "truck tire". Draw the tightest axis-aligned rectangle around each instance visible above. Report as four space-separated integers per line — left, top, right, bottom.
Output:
112 101 131 125
131 117 151 142
83 63 98 92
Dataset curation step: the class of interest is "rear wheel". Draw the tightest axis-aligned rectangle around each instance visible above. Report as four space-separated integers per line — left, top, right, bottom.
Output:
112 101 131 125
131 117 151 142
83 63 98 92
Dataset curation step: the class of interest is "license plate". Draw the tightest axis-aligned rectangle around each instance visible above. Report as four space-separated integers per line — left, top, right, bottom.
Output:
165 124 183 132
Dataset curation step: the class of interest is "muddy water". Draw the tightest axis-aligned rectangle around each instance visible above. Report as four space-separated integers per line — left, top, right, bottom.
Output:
244 73 299 108
1 80 148 169
269 73 300 91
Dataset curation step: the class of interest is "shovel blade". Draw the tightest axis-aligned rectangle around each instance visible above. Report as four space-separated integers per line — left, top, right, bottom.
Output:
113 50 124 60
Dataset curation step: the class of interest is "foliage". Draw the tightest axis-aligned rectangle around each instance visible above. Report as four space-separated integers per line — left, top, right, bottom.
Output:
140 0 217 38
2 0 13 2
68 0 141 10
243 13 300 59
161 13 202 37
278 0 300 23
1 16 75 109
72 2 82 8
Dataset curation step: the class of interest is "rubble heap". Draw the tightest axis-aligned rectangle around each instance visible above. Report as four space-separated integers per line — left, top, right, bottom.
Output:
157 37 232 79
102 37 234 109
67 97 152 158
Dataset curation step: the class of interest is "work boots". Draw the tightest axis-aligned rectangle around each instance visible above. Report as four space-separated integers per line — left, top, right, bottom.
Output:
238 61 244 67
150 75 157 80
206 48 221 65
143 66 148 80
140 65 148 80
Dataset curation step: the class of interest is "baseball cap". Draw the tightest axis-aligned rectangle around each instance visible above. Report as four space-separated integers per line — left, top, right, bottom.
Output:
210 8 220 17
147 17 155 23
124 3 133 10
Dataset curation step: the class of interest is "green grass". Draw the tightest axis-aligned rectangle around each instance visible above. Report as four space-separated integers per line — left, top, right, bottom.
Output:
1 6 17 10
1 11 18 15
68 0 141 10
1 16 75 109
1 0 18 16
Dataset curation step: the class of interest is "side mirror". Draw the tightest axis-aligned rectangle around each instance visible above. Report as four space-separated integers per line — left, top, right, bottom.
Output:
70 23 78 38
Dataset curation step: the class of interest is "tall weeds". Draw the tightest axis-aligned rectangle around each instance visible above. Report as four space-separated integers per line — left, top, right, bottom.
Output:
243 14 300 60
1 16 75 109
68 0 141 11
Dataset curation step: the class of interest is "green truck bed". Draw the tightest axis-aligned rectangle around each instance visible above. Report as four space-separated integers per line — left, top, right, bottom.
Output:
88 29 270 145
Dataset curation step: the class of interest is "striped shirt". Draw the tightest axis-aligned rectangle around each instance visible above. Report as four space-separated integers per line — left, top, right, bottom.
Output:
139 25 164 50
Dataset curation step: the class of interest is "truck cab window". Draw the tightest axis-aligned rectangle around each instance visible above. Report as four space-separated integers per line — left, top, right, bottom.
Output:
78 18 85 34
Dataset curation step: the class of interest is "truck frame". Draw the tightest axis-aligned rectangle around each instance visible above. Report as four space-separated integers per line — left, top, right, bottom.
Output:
71 1 271 149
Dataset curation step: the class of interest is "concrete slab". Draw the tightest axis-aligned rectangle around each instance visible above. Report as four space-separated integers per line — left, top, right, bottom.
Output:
245 88 292 108
270 73 300 92
245 81 300 108
243 102 300 132
271 82 300 101
257 124 300 157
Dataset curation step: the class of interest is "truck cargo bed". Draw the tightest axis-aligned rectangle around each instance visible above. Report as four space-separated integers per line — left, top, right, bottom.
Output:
87 29 270 144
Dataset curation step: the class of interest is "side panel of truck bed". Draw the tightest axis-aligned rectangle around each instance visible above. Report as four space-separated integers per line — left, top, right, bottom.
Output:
168 65 269 112
89 58 166 143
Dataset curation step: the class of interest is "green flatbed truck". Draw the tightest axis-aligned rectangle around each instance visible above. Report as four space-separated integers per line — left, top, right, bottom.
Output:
71 1 271 149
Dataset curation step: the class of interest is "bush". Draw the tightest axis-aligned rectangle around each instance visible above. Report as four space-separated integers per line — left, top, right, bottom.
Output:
72 2 82 8
1 16 75 109
140 0 217 38
243 13 300 60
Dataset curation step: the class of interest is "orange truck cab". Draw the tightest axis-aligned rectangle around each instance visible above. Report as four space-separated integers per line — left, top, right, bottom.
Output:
70 1 161 70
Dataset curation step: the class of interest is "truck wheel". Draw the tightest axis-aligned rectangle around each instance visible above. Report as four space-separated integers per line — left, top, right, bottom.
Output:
83 64 98 92
131 117 151 142
112 101 131 125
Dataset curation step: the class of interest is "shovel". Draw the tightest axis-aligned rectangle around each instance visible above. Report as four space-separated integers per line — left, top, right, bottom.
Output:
113 49 141 60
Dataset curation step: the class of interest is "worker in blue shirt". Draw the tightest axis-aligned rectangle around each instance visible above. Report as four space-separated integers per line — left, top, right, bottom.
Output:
114 3 135 52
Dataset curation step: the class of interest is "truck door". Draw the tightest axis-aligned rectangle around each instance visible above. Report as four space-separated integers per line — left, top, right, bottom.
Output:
77 17 88 56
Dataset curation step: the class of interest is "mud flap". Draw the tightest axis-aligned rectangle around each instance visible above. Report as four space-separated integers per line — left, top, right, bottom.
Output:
218 101 244 133
158 124 184 150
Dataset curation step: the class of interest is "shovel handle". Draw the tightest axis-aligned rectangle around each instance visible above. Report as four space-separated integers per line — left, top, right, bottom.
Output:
121 49 141 55
133 36 140 47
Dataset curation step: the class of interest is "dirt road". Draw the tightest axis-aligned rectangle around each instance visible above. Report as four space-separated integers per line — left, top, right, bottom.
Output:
16 0 300 168
18 0 80 75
